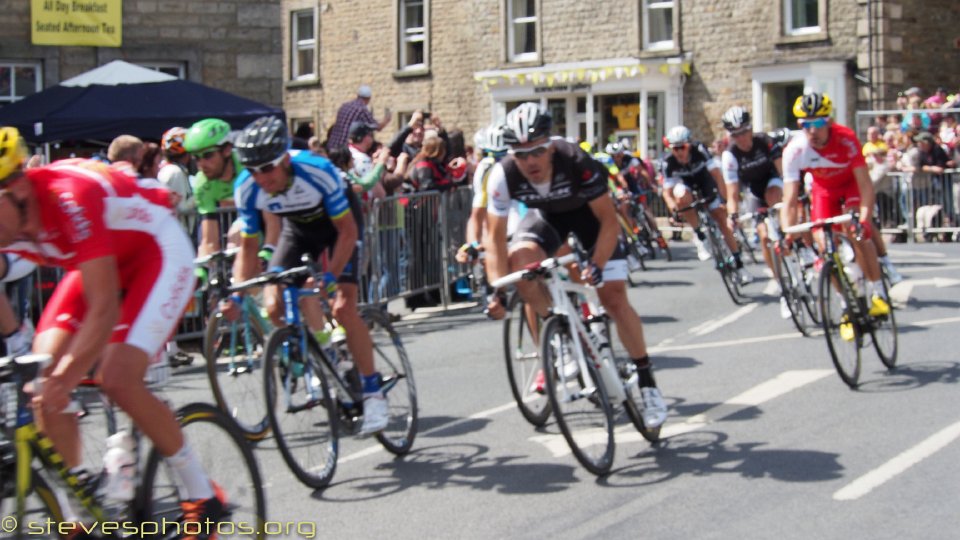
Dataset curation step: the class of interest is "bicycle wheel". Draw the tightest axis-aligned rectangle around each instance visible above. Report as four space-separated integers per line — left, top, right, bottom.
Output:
541 316 615 476
620 360 662 444
871 276 898 370
363 308 418 455
139 402 266 539
709 225 745 305
503 292 551 426
204 309 270 440
263 326 339 489
819 261 862 388
735 223 759 264
774 248 811 336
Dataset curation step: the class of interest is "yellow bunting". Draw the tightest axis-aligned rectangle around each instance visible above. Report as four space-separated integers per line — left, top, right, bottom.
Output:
659 64 669 74
682 63 692 75
546 74 555 86
576 68 586 81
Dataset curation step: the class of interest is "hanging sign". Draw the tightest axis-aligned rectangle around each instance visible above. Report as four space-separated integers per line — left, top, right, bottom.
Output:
31 0 122 47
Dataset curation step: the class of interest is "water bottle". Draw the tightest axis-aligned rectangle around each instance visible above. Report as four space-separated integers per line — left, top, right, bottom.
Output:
843 263 864 297
99 431 136 506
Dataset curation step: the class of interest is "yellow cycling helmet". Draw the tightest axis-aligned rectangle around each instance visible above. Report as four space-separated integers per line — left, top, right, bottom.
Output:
0 127 28 184
793 92 832 118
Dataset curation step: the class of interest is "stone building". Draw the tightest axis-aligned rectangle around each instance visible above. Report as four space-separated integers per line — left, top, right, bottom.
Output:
0 0 283 119
282 0 959 157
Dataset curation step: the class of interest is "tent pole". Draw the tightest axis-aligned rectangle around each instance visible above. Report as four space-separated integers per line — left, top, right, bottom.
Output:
44 143 51 164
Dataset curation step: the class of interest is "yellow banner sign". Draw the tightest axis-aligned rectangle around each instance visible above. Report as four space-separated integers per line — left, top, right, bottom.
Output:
31 0 122 47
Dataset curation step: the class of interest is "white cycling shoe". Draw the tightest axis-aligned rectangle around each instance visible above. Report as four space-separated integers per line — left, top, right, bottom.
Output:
639 386 668 428
359 393 389 436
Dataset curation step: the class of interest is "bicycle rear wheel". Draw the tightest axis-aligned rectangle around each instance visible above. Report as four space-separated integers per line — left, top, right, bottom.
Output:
503 292 551 426
819 261 862 388
871 276 898 370
139 402 266 539
541 316 614 476
709 225 746 305
735 223 759 264
263 326 339 489
774 248 811 336
204 309 270 441
362 308 418 455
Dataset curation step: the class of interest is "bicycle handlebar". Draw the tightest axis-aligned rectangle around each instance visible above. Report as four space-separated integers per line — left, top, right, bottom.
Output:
193 246 240 266
782 213 854 234
489 253 577 289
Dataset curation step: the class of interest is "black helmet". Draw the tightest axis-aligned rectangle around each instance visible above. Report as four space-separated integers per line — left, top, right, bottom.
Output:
234 116 289 167
502 103 552 145
721 106 751 132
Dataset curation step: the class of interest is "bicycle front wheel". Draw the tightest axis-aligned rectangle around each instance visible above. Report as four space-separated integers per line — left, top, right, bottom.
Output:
774 248 811 336
139 402 267 539
709 225 746 305
263 326 339 489
363 308 418 455
541 316 615 476
871 276 898 369
503 292 551 426
819 261 862 388
204 309 270 440
735 224 759 264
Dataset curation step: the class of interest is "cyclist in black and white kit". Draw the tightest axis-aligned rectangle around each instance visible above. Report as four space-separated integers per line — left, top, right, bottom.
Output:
720 106 785 307
661 125 751 284
483 103 668 429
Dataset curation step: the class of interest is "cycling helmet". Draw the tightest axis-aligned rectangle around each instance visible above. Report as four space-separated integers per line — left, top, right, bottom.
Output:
234 116 290 167
665 125 692 147
184 118 232 153
475 123 508 153
721 106 751 132
793 92 832 118
0 127 28 183
161 127 188 156
502 103 552 145
604 141 625 154
767 127 794 146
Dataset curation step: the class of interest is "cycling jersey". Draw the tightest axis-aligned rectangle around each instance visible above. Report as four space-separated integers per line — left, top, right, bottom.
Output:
194 153 243 218
721 134 783 200
3 159 194 358
782 124 866 221
661 142 721 198
0 254 35 283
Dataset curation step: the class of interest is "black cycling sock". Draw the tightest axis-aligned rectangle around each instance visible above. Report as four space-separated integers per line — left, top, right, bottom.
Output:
696 230 706 241
733 251 743 268
633 355 656 387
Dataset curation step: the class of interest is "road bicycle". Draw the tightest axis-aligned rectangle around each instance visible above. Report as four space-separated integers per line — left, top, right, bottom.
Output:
784 213 898 388
501 290 551 427
491 236 661 476
0 354 266 538
676 196 751 305
616 202 649 284
627 194 672 262
195 248 272 441
231 256 417 489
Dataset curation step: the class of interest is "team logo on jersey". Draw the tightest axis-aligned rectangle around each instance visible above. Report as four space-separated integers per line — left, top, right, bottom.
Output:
57 193 92 242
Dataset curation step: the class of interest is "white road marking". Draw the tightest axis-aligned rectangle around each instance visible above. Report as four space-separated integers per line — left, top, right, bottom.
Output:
650 331 804 354
833 419 960 501
890 276 960 305
898 264 960 274
689 304 759 336
886 249 947 259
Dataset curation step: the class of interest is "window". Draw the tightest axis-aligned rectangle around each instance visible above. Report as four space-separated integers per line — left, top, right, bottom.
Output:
0 62 41 107
762 82 804 131
138 62 186 79
784 0 819 35
643 0 675 50
507 0 538 63
291 9 317 81
399 0 427 70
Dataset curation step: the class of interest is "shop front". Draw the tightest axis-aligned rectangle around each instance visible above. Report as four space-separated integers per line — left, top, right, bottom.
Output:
474 56 690 159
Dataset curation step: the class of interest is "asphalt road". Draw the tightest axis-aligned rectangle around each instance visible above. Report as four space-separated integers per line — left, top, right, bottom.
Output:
142 240 960 539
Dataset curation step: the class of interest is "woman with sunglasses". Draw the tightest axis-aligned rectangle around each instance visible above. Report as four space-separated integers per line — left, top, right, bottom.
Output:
780 92 891 318
482 103 669 430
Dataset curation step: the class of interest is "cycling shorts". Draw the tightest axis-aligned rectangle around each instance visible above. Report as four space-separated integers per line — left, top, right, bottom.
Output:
509 211 628 282
1 254 36 283
747 177 784 201
810 181 861 223
36 227 195 362
672 184 723 211
270 213 363 286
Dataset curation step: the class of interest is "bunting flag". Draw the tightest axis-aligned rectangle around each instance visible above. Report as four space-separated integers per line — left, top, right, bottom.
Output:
474 61 691 88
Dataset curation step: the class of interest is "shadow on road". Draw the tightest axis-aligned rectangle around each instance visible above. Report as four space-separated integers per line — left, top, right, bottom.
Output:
857 361 960 392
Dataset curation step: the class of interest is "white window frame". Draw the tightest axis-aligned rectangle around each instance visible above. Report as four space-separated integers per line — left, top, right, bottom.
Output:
0 61 42 105
137 62 186 79
291 8 318 81
642 0 675 51
398 0 428 71
507 0 539 63
784 0 820 36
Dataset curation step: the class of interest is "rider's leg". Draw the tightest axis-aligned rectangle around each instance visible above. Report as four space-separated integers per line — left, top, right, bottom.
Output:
331 283 374 377
264 284 287 329
32 327 81 468
597 281 647 359
509 242 552 319
761 184 784 276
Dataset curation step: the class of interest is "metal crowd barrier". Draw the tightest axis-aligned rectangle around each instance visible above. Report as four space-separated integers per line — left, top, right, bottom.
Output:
875 169 960 242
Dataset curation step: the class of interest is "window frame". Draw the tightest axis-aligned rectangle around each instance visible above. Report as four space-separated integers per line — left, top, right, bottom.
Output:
777 0 827 43
398 0 429 72
290 8 318 82
137 62 186 79
784 0 819 36
0 61 42 106
505 0 541 64
641 0 677 52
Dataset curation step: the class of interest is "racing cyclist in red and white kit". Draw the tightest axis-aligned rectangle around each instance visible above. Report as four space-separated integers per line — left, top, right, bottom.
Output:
0 127 225 538
779 93 891 317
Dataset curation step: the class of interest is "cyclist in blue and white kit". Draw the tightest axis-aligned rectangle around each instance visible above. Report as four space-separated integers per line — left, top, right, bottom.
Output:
225 116 388 436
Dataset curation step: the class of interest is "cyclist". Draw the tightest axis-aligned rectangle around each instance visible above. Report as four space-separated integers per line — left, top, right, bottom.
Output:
780 93 891 317
661 125 752 283
226 116 388 436
183 118 280 275
719 106 789 314
0 127 225 537
482 103 668 429
0 253 36 356
607 140 668 252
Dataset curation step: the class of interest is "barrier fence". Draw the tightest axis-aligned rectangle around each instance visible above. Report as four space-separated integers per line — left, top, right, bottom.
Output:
875 169 960 241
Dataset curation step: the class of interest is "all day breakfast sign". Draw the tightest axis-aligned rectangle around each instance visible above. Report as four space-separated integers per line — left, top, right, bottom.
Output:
31 0 122 47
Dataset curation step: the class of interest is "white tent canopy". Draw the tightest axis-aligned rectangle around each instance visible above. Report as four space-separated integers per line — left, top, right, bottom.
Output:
60 60 176 87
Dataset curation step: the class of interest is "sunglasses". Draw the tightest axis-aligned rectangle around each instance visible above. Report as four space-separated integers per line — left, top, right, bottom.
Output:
192 148 221 161
670 144 688 151
246 153 285 174
508 140 552 159
729 126 752 137
799 118 829 130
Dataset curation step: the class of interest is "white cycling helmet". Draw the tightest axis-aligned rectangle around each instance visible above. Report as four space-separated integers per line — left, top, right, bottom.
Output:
604 141 624 154
665 125 692 147
721 106 751 132
502 102 552 145
475 123 508 153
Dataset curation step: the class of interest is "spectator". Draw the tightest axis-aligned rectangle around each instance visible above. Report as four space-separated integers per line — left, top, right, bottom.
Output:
938 114 957 151
308 135 324 155
107 134 144 175
410 134 466 192
137 142 163 179
388 109 428 159
292 123 313 150
924 87 948 108
158 126 196 234
327 85 392 150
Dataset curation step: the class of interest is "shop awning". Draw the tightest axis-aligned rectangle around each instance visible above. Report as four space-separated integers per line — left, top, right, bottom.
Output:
473 55 692 91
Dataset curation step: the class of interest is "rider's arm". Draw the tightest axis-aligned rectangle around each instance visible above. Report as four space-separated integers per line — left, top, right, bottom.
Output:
327 211 358 277
233 234 261 284
853 165 875 223
587 195 620 269
51 257 120 387
263 212 281 251
720 150 740 215
465 207 486 247
198 219 222 259
482 163 511 283
780 142 802 230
